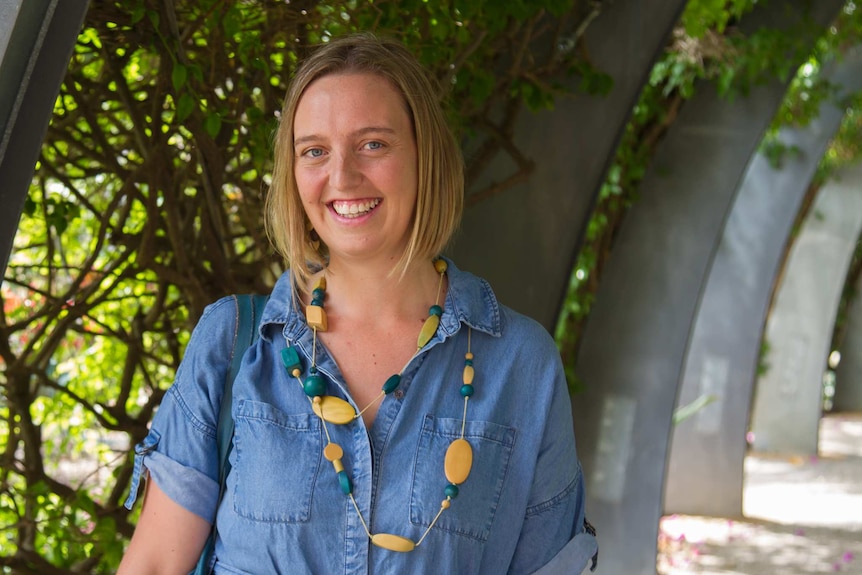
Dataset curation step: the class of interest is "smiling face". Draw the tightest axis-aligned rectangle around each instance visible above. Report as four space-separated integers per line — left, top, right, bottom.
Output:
292 72 419 267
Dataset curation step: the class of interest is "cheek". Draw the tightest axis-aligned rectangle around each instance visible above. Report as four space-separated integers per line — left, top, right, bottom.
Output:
294 172 318 204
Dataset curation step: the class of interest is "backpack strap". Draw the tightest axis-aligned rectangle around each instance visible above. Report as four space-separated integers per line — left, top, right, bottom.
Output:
195 293 268 574
216 293 268 481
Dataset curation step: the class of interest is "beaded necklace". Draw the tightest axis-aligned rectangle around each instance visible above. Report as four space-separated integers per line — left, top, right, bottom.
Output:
280 259 476 553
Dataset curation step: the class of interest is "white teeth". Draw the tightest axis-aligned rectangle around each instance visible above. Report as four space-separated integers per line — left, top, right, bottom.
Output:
332 199 380 218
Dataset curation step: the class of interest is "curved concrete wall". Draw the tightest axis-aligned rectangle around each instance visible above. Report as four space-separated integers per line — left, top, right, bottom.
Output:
835 270 862 411
0 0 89 276
665 46 862 517
571 2 843 572
450 1 685 330
750 162 862 454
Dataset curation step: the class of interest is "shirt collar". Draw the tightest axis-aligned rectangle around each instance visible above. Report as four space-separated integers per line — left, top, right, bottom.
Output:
257 257 502 343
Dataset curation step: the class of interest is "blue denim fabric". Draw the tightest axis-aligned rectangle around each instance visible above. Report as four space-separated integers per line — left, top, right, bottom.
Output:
125 259 596 574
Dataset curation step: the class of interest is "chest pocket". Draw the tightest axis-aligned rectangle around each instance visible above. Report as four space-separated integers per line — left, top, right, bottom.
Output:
410 415 516 542
232 400 322 523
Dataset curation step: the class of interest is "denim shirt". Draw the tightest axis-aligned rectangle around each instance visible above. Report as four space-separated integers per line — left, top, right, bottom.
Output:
125 259 597 574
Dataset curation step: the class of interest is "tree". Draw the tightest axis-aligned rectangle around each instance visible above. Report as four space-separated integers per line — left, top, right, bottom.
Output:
0 1 604 571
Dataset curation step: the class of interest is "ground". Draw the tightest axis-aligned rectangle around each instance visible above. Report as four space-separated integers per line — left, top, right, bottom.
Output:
657 412 862 575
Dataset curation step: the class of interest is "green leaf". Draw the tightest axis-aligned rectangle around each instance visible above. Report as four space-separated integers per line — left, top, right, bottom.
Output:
673 394 719 425
176 93 195 122
204 113 221 138
171 64 188 92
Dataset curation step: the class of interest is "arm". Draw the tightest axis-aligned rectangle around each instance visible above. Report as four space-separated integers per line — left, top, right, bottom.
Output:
117 479 211 575
506 322 596 574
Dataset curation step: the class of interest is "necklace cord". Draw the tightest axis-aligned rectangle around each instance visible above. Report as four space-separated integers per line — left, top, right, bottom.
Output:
284 259 476 552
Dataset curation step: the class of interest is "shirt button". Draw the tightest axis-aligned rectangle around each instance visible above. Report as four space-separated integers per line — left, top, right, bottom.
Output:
393 390 405 400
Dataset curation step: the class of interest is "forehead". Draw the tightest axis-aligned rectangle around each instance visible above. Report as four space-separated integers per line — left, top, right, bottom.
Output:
294 72 412 130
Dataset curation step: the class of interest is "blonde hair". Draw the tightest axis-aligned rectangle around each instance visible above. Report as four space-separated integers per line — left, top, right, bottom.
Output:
265 33 464 291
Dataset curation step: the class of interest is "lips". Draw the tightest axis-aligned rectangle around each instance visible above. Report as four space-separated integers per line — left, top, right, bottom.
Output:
330 198 381 218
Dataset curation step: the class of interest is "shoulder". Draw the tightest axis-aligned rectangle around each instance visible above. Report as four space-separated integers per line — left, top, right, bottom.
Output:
445 258 556 354
171 296 240 418
498 303 557 355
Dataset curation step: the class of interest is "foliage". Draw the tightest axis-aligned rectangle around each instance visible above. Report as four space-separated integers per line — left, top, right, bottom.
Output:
0 0 608 571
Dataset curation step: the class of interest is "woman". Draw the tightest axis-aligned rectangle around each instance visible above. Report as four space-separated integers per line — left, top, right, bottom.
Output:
119 33 597 574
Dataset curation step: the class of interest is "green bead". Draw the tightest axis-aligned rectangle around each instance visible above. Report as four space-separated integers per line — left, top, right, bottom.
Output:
460 384 474 397
444 484 459 498
281 347 302 373
429 304 443 317
338 470 353 495
382 374 401 394
303 374 326 397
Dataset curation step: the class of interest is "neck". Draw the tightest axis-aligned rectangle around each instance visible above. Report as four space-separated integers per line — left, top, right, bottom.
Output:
312 257 445 325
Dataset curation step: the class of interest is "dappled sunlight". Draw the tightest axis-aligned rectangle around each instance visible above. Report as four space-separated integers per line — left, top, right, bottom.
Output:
659 413 862 574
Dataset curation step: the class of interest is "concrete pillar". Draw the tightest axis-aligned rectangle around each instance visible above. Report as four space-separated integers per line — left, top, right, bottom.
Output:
0 0 89 276
571 2 843 573
834 271 862 411
451 1 686 330
664 46 862 517
750 163 862 453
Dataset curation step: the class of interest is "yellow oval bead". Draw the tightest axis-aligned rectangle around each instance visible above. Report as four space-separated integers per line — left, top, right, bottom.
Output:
311 396 356 424
434 259 448 274
312 275 326 291
462 364 474 385
323 442 343 461
417 314 440 349
444 438 473 484
371 533 416 553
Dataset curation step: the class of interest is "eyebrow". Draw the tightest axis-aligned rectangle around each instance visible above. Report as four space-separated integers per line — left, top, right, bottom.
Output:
293 126 398 148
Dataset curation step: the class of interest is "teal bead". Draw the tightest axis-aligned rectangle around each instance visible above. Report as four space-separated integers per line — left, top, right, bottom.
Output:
460 384 474 397
311 298 323 307
312 287 326 301
338 470 353 495
444 484 459 498
464 359 473 366
303 374 326 397
429 304 443 317
281 347 302 373
382 374 401 394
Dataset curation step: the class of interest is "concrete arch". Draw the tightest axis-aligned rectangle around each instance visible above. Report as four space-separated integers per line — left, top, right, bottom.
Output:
0 0 89 275
835 269 862 411
665 46 862 517
750 162 862 453
450 0 685 330
571 2 844 572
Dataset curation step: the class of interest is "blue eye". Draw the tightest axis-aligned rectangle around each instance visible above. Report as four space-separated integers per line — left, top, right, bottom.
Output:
365 141 383 150
305 148 324 158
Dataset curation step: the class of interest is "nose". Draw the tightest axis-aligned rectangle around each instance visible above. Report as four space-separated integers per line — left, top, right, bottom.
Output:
329 151 362 190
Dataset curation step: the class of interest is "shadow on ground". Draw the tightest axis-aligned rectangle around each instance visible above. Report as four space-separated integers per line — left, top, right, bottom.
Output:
658 412 862 575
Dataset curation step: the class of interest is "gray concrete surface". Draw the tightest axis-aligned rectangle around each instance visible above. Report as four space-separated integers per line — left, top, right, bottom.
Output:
658 412 862 574
750 163 862 455
835 273 862 412
664 45 862 518
572 2 844 572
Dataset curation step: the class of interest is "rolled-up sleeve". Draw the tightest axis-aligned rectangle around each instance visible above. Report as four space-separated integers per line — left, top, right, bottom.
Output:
124 296 237 522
